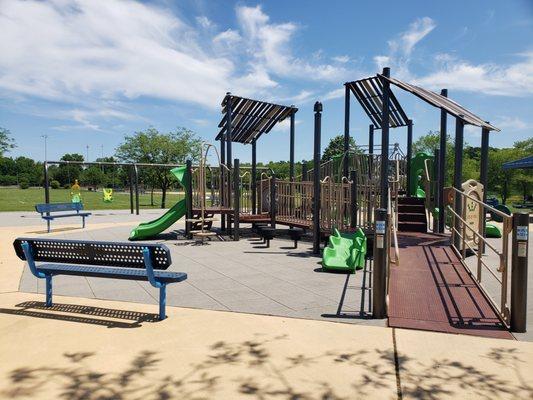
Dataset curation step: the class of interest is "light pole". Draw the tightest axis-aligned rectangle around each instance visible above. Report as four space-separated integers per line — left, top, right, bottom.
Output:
86 145 89 162
41 134 48 161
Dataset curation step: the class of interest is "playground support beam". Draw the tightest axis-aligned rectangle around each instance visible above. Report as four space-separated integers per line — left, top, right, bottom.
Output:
343 84 350 179
43 162 50 204
251 140 257 214
134 164 140 215
368 124 374 154
185 160 193 239
480 125 490 250
289 107 296 182
406 120 413 194
221 130 226 231
379 67 391 208
453 116 465 249
129 166 134 214
233 158 240 241
225 92 233 231
302 163 308 181
433 148 440 233
350 170 357 228
372 207 388 319
312 101 323 255
511 212 529 332
270 173 276 229
438 89 448 233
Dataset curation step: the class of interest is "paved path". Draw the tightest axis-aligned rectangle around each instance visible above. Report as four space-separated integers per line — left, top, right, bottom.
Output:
389 232 513 339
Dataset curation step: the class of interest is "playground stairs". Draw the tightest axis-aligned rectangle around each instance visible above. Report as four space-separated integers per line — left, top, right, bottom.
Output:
397 197 427 233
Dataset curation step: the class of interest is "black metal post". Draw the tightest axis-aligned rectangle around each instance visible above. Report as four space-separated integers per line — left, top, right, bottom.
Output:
233 158 240 241
453 117 464 249
406 119 413 195
270 173 276 229
372 208 388 319
380 67 391 208
368 124 374 154
129 166 134 214
433 148 440 233
43 162 50 204
511 212 529 332
251 139 257 215
438 89 448 233
289 107 295 182
480 126 490 248
226 93 232 171
350 170 357 228
302 163 308 181
312 101 322 254
134 164 139 215
343 84 350 179
220 136 226 231
185 159 193 239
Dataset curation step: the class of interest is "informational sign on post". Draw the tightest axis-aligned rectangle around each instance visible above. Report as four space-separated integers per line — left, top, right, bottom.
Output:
516 226 528 241
376 220 386 235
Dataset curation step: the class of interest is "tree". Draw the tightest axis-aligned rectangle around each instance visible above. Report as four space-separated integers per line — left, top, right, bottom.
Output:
412 131 456 186
52 153 84 186
0 127 16 156
321 135 360 163
115 127 201 208
81 166 106 189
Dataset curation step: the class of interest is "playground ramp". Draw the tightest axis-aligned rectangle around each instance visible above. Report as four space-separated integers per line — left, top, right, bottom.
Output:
388 231 513 339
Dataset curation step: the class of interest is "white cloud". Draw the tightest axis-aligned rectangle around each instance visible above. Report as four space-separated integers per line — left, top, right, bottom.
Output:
235 5 348 82
322 88 344 101
413 52 533 97
493 116 528 130
196 16 214 29
213 29 242 46
374 17 436 78
333 55 350 63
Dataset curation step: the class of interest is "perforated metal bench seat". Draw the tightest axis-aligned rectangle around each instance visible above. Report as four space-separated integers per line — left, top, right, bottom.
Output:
35 263 187 283
13 238 187 320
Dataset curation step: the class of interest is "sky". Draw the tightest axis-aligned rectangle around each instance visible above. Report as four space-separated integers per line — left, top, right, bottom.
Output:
0 0 532 164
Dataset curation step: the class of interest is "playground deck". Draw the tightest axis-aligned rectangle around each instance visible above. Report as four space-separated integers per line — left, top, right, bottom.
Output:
389 231 513 339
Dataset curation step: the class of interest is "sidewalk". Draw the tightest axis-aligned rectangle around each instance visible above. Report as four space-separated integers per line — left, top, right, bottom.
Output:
1 221 532 399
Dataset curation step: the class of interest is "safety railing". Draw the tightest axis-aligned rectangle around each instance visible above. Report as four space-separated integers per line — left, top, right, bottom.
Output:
422 157 434 227
276 180 314 226
446 187 513 324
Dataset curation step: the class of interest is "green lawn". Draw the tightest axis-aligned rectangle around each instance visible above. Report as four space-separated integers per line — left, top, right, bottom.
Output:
0 187 184 212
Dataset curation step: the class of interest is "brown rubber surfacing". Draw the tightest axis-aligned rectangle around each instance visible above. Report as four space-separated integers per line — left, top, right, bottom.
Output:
389 232 513 339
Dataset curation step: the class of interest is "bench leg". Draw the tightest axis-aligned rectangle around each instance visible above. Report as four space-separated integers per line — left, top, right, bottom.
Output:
159 284 167 321
47 220 51 233
45 275 52 307
266 239 270 248
82 217 86 229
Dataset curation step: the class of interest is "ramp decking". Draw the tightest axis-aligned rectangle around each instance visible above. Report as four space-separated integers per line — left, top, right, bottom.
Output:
389 232 513 339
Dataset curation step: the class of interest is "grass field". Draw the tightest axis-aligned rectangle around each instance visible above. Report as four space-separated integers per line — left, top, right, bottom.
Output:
0 187 184 212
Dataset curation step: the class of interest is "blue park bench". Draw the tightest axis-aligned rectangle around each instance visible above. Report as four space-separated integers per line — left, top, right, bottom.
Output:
13 238 187 320
35 203 91 233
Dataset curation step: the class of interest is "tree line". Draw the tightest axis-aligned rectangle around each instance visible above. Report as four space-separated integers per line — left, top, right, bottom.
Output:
0 127 531 205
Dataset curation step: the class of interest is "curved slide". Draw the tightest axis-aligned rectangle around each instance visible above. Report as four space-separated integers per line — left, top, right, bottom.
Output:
129 166 188 240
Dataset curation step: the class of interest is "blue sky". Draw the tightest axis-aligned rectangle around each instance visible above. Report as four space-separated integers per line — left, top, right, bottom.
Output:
1 0 532 164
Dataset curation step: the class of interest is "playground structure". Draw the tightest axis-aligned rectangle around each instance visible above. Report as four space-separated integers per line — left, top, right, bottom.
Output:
37 69 530 336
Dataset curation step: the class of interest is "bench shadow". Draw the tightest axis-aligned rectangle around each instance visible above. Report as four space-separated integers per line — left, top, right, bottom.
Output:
25 227 83 234
0 301 159 329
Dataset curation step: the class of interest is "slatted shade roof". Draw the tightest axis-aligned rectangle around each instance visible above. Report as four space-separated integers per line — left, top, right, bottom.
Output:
216 94 297 144
380 75 500 132
345 77 410 129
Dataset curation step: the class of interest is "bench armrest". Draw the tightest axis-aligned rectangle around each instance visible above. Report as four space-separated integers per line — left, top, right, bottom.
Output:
142 248 163 288
21 242 46 279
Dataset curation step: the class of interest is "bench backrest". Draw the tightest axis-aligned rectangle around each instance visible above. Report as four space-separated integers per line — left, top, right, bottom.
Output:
13 238 172 270
35 202 83 214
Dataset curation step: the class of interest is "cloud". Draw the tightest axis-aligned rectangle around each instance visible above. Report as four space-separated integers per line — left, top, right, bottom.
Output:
492 116 528 130
413 52 533 96
235 5 349 82
322 88 344 101
332 55 350 63
374 17 436 78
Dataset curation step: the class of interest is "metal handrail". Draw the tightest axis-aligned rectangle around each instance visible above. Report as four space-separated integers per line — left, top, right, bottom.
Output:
388 187 400 267
445 187 512 324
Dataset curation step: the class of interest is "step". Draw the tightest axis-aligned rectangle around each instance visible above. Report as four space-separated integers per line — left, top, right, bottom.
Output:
398 213 427 223
186 218 217 223
398 221 427 233
398 204 426 213
398 197 426 205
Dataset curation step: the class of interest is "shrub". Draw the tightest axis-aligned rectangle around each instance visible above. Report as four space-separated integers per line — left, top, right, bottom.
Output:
19 179 29 189
63 183 71 189
0 175 17 186
50 180 60 189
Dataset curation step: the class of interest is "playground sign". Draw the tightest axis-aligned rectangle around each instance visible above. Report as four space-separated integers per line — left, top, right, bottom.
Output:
376 220 386 234
461 180 484 248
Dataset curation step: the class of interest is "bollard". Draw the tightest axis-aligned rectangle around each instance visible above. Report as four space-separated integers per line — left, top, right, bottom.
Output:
372 208 388 319
511 212 529 332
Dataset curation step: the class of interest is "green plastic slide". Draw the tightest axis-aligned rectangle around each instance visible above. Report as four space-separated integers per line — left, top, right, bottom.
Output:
129 166 189 240
485 223 502 238
322 228 367 273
